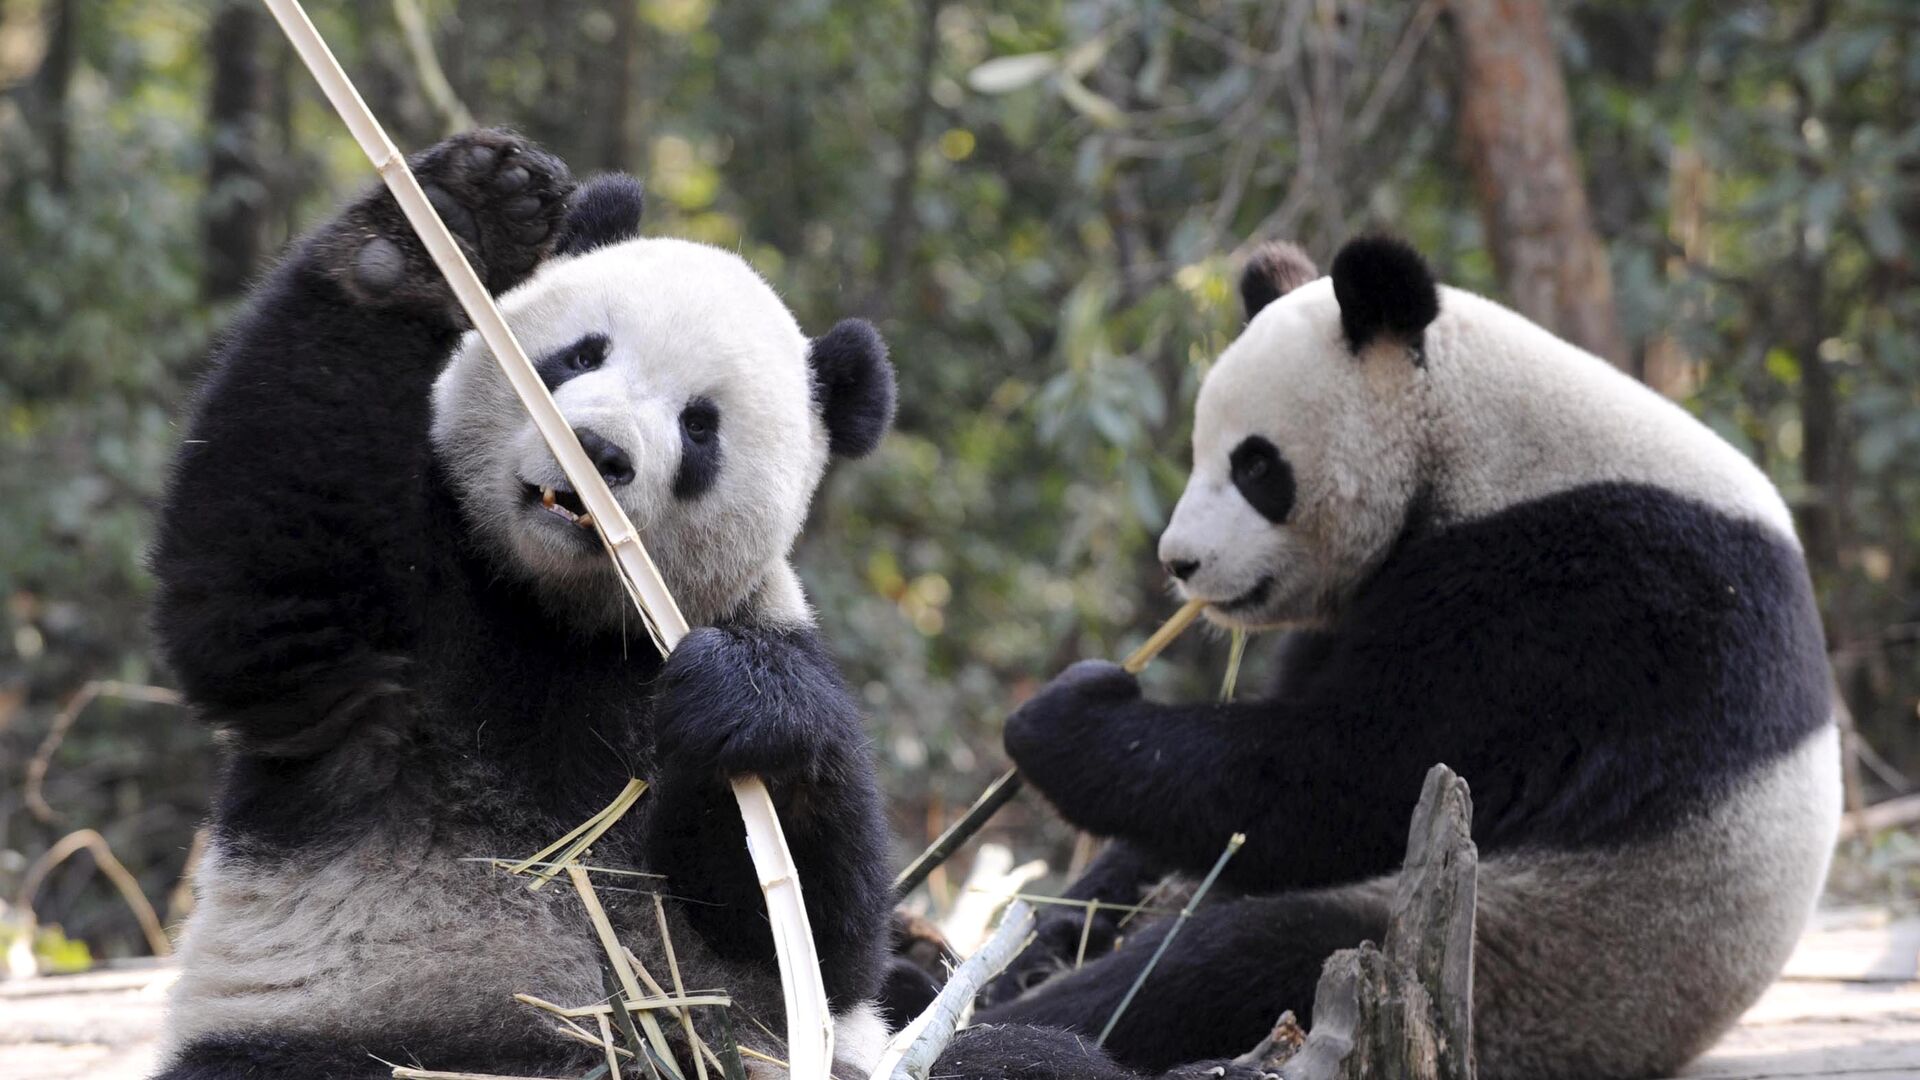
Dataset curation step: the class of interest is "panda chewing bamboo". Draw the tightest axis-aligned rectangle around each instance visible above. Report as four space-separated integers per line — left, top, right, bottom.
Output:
959 238 1839 1080
150 130 905 1080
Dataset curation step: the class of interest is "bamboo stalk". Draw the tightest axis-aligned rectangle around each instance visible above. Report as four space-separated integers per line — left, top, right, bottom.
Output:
893 599 1209 897
567 865 684 1077
871 900 1038 1080
516 993 736 1019
654 893 713 1080
258 4 833 1074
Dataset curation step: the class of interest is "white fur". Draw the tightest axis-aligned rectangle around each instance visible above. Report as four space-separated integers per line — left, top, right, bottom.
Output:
1160 278 1794 630
167 818 885 1076
1467 722 1840 1078
431 237 826 629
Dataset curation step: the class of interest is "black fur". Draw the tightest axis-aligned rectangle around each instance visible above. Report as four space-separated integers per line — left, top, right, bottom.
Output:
151 132 891 1074
1227 436 1294 524
978 842 1163 1009
933 1025 1273 1080
556 172 646 256
977 892 1389 1073
1328 235 1440 355
1238 240 1317 321
156 1031 593 1080
809 318 897 458
535 332 610 390
673 396 723 500
982 483 1829 1072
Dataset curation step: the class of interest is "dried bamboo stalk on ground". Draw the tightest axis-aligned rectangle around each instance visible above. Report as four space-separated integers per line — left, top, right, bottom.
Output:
871 900 1038 1080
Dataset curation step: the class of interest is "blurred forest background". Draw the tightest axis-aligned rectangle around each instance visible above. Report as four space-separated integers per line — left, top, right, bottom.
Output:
3 0 1919 968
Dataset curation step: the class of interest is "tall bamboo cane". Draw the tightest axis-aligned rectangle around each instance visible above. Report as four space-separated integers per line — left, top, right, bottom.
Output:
257 2 834 1073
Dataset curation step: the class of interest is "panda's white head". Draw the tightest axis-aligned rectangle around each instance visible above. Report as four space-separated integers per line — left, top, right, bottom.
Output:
1159 238 1439 630
430 179 895 629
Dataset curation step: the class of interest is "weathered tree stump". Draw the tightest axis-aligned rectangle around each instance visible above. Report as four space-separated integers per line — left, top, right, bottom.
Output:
1278 764 1477 1080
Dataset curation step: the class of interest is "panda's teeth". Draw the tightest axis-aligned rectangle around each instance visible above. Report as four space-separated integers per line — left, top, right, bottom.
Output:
540 486 557 509
575 513 594 530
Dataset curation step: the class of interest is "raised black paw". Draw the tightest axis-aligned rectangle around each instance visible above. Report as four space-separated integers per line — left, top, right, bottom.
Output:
323 128 574 315
652 626 859 785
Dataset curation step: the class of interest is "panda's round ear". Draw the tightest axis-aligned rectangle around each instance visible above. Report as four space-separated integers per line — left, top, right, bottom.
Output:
556 174 645 257
1239 241 1318 321
809 319 897 459
1330 235 1440 357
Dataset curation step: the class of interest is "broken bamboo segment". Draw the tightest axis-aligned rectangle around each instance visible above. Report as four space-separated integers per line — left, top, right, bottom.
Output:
258 2 833 1074
893 598 1209 898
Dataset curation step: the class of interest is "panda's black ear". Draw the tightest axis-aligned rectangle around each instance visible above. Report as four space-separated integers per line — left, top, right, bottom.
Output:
1330 235 1440 356
556 174 645 256
809 319 897 458
1240 241 1318 321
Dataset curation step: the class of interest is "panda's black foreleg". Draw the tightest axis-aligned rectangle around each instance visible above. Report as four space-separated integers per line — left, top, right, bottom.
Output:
152 129 573 755
151 1031 594 1079
972 891 1388 1075
646 624 892 1011
931 1024 1282 1080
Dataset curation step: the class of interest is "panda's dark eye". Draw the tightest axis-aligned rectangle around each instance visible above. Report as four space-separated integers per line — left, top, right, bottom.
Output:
537 333 610 390
674 397 723 500
680 400 718 444
569 340 606 372
1229 435 1294 523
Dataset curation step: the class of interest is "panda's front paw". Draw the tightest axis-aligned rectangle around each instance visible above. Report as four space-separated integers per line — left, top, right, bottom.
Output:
327 129 574 314
1003 660 1140 768
653 627 855 785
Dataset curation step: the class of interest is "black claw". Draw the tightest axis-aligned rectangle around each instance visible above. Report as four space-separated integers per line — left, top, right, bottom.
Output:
351 237 406 293
501 194 542 220
490 165 531 195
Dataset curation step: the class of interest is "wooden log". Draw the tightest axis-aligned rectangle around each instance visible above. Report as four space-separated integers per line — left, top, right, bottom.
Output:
1280 764 1477 1080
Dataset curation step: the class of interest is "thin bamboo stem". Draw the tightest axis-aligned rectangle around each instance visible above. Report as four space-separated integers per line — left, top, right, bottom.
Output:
567 865 683 1077
1096 832 1245 1046
893 599 1209 898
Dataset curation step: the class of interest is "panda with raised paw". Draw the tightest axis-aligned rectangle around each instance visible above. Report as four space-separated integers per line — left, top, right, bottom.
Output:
151 130 904 1078
968 237 1839 1080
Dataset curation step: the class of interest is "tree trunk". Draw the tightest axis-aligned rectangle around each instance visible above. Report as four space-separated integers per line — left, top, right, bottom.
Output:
1446 0 1626 370
1277 765 1477 1080
203 0 269 301
26 0 78 193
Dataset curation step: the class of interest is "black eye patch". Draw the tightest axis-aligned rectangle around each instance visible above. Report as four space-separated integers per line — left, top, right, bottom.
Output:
673 397 722 500
1229 435 1295 523
535 333 610 391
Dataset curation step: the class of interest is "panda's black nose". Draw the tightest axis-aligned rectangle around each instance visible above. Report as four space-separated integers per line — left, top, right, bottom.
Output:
574 427 635 488
1164 558 1200 582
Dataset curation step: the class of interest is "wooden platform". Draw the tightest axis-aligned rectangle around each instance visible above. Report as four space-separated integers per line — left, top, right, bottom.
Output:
4 911 1916 1079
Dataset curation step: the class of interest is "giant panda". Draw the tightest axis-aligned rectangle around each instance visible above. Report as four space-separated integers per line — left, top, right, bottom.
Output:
968 237 1840 1080
150 130 903 1079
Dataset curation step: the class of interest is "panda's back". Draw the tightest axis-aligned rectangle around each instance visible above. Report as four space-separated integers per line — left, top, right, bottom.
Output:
1423 287 1795 544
